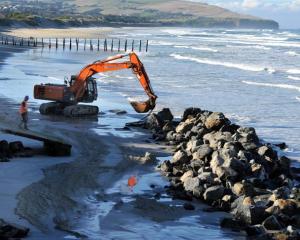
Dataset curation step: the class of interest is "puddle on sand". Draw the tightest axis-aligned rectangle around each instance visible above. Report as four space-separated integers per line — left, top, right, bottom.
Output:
71 157 245 239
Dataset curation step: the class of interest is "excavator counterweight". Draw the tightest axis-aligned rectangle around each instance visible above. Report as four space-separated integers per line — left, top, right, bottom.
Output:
34 53 157 117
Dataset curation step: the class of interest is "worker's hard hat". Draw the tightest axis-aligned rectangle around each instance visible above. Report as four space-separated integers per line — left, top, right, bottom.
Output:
24 96 29 101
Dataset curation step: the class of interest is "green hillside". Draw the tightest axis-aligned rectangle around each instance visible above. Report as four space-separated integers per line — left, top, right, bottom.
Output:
0 0 279 29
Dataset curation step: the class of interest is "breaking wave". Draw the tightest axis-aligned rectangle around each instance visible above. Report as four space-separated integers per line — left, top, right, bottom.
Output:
170 54 275 73
285 51 299 56
296 96 300 102
174 45 218 52
242 81 300 92
287 69 300 75
288 76 300 81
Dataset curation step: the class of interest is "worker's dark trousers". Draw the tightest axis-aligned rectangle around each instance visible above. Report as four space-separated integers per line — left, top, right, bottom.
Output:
19 112 28 129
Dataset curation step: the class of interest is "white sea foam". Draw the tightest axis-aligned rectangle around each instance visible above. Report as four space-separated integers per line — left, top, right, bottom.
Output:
286 51 299 56
288 76 300 81
174 45 218 52
150 40 174 46
296 96 300 101
170 54 275 73
287 69 300 75
242 81 300 92
226 45 271 50
47 76 61 81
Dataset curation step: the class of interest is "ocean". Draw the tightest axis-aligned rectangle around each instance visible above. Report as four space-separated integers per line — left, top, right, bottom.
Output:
0 27 299 239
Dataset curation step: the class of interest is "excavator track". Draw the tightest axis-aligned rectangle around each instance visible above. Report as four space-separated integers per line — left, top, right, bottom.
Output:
63 105 99 117
39 102 65 115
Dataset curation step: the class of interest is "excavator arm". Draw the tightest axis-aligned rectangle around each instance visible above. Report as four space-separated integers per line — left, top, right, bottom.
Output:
70 53 157 113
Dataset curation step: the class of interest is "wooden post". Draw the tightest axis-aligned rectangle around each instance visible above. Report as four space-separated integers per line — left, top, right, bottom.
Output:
76 38 79 51
124 39 127 52
36 38 38 47
42 38 44 48
104 39 107 51
111 39 114 52
84 39 86 51
27 38 30 46
1 36 3 45
49 38 51 49
131 40 134 52
139 40 142 52
90 39 93 51
146 40 149 52
69 38 72 50
118 39 120 52
63 38 65 50
97 38 100 51
56 38 58 49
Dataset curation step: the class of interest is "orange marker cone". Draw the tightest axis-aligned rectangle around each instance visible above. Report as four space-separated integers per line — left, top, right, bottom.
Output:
128 175 137 189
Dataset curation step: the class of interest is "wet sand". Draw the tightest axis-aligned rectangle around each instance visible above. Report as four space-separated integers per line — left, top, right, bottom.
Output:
2 27 114 39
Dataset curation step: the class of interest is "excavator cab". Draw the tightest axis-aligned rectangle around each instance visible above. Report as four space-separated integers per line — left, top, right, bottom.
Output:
70 76 98 103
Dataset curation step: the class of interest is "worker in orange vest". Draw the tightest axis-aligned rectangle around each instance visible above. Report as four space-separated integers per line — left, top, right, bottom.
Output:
19 96 29 130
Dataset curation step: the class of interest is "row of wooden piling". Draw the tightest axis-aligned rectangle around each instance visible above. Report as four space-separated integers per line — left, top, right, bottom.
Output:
0 36 149 52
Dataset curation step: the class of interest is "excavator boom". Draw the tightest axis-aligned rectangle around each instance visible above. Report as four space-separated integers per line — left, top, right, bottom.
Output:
34 53 157 116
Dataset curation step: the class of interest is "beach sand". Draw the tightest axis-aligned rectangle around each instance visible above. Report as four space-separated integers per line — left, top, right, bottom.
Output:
2 27 115 39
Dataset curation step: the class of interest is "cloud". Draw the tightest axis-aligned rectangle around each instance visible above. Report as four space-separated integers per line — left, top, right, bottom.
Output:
242 0 260 9
289 0 300 11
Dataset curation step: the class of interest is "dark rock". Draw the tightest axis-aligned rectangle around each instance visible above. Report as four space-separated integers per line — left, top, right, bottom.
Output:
262 215 283 230
220 217 246 231
274 142 287 150
160 160 172 173
205 112 230 130
257 146 277 160
231 196 268 225
171 150 189 165
146 113 163 130
192 144 212 160
198 172 214 184
245 224 266 236
235 127 260 150
157 108 173 122
0 140 11 159
183 202 195 210
220 124 240 134
162 122 174 133
182 107 202 121
9 141 24 153
203 185 225 202
0 219 30 239
186 139 203 154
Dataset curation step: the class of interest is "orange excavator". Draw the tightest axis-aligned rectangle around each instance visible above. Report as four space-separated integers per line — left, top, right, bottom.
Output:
34 52 157 117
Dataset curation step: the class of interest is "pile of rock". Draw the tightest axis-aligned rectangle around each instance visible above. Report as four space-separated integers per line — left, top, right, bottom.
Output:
0 140 32 162
144 107 300 239
0 219 29 239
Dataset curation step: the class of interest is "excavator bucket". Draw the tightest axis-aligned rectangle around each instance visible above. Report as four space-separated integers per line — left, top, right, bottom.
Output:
130 99 155 113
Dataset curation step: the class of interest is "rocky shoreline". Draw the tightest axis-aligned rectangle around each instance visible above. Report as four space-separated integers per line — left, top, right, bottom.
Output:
132 107 300 239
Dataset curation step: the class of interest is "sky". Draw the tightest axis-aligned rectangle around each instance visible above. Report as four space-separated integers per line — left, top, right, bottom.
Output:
189 0 300 29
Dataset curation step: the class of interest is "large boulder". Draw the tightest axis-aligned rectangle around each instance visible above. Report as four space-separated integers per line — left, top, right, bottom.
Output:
257 145 277 160
203 185 225 202
175 121 194 134
157 108 174 122
183 177 200 192
234 127 260 150
231 196 267 225
232 182 255 197
192 144 213 160
205 112 230 130
0 219 29 239
262 215 283 230
182 107 202 121
171 150 189 165
186 139 203 154
146 113 163 130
